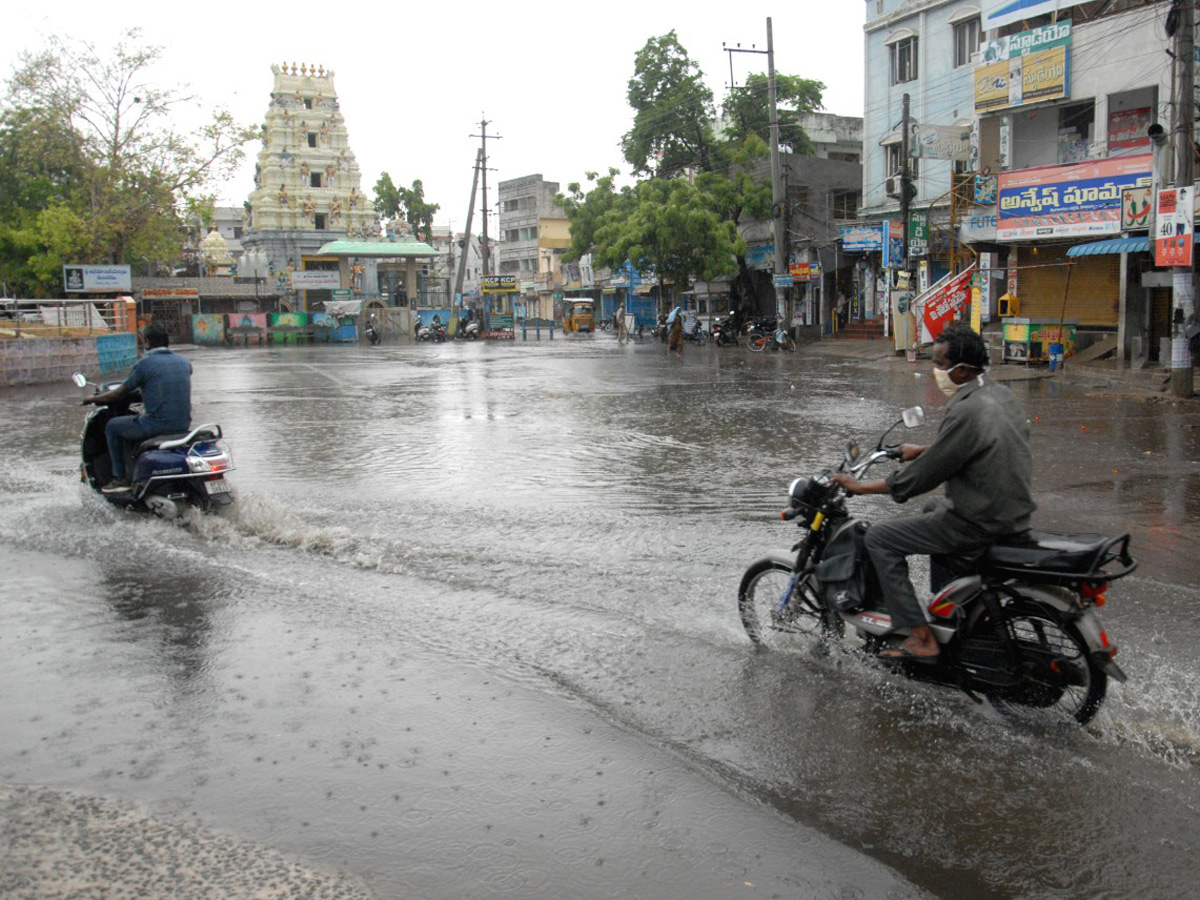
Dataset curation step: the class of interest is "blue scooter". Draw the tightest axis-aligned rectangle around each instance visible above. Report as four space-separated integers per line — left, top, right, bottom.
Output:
73 373 235 518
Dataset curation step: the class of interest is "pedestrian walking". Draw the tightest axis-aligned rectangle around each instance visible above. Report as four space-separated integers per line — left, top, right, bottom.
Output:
668 309 684 357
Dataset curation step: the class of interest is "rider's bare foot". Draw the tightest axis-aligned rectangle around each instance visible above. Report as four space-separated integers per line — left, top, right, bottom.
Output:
880 626 940 660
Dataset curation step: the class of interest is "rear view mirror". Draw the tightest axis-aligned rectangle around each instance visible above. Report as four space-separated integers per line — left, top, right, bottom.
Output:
844 441 860 465
72 373 88 388
901 406 925 429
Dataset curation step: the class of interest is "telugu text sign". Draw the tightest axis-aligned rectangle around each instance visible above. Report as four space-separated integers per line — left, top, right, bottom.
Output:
997 155 1152 240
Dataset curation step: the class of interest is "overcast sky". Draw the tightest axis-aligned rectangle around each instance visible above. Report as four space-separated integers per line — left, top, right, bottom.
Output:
5 2 866 230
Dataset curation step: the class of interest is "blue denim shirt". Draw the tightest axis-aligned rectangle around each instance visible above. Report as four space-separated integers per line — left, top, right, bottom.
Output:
124 348 192 432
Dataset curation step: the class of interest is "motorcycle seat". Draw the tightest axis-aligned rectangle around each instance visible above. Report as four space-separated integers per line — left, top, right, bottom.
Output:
136 425 222 454
983 530 1133 582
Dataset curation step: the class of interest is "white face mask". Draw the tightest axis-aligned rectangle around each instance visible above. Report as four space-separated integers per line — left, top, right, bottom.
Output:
932 363 971 397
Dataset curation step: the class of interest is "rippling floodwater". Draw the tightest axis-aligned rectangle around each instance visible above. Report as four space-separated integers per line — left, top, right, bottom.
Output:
2 337 1199 899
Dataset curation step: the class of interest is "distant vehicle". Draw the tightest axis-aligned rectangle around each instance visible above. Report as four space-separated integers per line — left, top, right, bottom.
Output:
562 300 595 334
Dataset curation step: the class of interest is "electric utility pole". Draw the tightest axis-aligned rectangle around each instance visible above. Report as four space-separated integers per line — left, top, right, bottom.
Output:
766 18 789 328
470 116 500 277
1171 1 1195 398
900 92 913 290
454 148 483 300
724 20 787 326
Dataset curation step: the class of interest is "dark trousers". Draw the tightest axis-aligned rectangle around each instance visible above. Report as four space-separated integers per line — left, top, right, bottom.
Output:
104 415 160 481
863 504 992 630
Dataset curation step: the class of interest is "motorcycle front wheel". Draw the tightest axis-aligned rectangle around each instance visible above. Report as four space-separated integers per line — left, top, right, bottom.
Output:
747 333 767 352
983 601 1106 725
739 559 843 650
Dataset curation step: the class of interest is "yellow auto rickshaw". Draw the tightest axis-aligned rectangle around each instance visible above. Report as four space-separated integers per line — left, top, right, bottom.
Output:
562 299 595 333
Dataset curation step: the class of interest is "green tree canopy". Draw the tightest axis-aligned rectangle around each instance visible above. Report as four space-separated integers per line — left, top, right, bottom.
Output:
556 168 627 263
720 72 825 154
0 29 255 296
373 174 440 242
621 31 716 178
592 177 743 305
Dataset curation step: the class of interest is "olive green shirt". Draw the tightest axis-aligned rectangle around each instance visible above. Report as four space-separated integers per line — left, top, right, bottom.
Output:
885 374 1035 535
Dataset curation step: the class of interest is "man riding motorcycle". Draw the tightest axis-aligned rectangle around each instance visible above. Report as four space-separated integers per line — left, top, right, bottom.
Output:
830 323 1035 661
82 325 192 494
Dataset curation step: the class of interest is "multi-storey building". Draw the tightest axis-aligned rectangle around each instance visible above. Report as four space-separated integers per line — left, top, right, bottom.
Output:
858 0 1176 363
496 175 570 319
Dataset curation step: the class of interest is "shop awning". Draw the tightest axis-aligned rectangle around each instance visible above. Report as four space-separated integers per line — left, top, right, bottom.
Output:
1065 233 1200 257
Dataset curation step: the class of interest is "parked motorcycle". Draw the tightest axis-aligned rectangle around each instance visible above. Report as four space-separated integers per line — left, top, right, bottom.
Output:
684 319 709 345
73 373 235 518
737 406 1135 725
416 316 446 342
712 313 739 347
365 315 381 346
456 317 481 340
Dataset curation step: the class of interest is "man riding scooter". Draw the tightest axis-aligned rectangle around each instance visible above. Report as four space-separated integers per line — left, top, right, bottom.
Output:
82 325 192 494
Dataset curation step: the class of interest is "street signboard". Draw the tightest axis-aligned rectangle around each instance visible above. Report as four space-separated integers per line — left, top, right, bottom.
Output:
291 270 341 290
909 211 929 258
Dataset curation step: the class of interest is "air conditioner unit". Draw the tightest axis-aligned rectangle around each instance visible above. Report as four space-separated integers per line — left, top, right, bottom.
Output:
885 175 902 198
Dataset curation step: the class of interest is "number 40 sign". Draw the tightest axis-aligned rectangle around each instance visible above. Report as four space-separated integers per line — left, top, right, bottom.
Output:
1154 186 1194 267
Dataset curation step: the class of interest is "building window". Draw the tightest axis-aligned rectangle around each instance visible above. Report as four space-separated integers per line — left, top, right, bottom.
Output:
314 213 326 230
886 144 919 179
953 18 981 68
307 133 317 148
831 190 860 219
891 37 918 84
303 98 312 110
310 173 322 188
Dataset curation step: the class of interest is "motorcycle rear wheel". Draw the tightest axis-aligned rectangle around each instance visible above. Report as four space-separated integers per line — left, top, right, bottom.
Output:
747 333 767 352
983 601 1106 725
739 559 843 650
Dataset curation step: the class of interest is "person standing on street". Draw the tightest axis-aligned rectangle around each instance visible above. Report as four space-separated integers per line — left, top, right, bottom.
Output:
82 325 193 494
667 308 684 357
615 301 627 343
829 323 1035 660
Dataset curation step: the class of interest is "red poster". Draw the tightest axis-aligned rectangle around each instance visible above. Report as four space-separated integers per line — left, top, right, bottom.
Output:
1108 107 1152 153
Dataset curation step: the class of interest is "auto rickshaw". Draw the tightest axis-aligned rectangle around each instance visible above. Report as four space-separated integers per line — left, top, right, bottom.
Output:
562 299 595 334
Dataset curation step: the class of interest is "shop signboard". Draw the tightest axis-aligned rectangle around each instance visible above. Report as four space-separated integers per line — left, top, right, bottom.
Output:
909 211 929 258
1122 186 1152 231
997 154 1152 239
983 2 1083 35
1154 186 1195 267
913 124 971 161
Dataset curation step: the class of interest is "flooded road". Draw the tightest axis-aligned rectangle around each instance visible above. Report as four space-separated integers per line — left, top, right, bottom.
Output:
2 337 1199 898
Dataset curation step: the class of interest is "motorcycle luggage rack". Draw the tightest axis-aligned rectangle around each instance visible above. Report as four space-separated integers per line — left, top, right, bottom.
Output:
984 532 1137 588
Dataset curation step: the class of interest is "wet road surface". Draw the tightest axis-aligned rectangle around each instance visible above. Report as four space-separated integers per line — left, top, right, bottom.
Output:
2 336 1198 898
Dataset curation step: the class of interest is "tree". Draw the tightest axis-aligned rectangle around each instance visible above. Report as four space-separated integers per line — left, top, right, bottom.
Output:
0 29 255 295
592 177 743 314
372 174 439 242
720 72 825 154
621 31 716 178
556 168 627 262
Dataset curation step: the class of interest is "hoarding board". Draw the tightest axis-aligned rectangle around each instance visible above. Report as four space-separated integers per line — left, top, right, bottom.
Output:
1154 187 1194 267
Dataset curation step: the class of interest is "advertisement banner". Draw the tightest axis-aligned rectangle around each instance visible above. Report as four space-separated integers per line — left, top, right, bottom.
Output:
974 46 1068 113
883 220 906 269
997 155 1152 239
840 223 883 252
1154 187 1195 267
914 266 975 343
1109 107 1153 153
1122 186 1152 231
913 124 971 161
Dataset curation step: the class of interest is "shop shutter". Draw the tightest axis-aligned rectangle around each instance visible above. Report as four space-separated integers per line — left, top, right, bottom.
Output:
1013 248 1120 326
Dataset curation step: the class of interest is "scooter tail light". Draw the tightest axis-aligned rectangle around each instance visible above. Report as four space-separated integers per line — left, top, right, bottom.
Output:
1081 581 1108 604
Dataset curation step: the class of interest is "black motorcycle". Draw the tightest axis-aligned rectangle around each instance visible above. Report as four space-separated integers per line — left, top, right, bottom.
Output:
737 406 1135 725
365 315 381 346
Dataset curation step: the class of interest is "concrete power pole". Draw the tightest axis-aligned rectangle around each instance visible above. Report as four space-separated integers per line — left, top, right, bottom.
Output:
1171 1 1195 398
900 93 913 303
766 17 789 328
454 149 483 300
471 117 500 278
